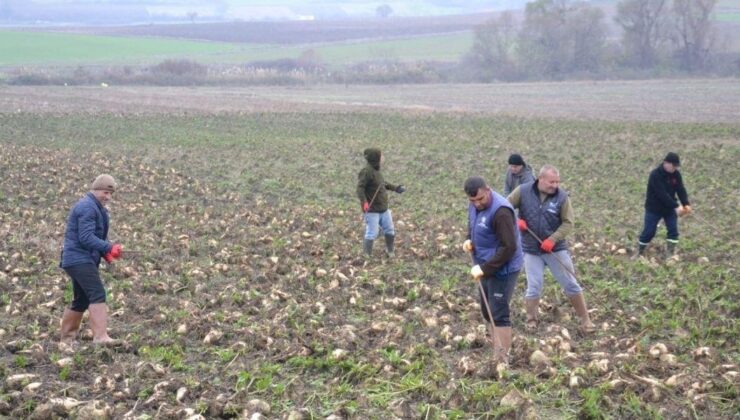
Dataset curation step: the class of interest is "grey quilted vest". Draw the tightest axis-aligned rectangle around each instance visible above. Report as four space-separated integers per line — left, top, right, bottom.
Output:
519 181 569 255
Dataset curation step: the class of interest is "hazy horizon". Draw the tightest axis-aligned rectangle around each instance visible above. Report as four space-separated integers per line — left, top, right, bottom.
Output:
0 0 530 24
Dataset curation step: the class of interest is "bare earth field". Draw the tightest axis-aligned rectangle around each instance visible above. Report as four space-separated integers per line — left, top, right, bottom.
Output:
1 79 739 123
0 80 738 419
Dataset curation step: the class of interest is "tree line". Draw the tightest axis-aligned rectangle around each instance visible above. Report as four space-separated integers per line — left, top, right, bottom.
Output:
465 0 734 81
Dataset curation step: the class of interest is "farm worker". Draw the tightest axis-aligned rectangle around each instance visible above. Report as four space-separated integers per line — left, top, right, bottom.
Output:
635 152 691 257
507 165 596 333
463 176 523 365
356 148 405 258
59 174 124 346
503 153 535 196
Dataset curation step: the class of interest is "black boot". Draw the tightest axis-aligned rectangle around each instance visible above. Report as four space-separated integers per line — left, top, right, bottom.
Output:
632 243 647 260
363 239 374 257
384 234 395 258
666 240 677 257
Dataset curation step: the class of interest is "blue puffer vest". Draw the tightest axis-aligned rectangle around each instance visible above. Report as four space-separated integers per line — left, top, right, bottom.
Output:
519 181 568 255
60 192 112 268
468 191 523 277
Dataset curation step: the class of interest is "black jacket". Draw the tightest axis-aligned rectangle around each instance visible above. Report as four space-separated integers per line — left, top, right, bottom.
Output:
644 165 689 216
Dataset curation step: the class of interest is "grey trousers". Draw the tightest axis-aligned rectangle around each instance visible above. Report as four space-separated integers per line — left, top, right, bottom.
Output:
523 251 582 299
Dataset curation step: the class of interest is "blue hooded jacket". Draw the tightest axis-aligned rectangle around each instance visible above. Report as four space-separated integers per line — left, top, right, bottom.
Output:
60 192 112 268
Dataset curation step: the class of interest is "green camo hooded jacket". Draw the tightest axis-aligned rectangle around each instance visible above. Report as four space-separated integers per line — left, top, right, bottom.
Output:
356 148 398 213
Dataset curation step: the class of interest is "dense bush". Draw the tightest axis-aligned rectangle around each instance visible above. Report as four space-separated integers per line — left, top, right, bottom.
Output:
150 59 207 77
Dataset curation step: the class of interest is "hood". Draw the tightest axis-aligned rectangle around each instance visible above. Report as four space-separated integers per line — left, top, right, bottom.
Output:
364 148 381 169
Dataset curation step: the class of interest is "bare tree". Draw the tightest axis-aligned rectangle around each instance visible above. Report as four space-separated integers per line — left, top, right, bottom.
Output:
376 4 393 19
519 0 607 78
467 12 521 81
615 0 668 68
518 0 571 77
671 0 718 72
298 49 323 70
569 5 607 72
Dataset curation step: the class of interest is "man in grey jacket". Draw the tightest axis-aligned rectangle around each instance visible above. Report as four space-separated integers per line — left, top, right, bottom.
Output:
504 153 535 196
508 165 596 334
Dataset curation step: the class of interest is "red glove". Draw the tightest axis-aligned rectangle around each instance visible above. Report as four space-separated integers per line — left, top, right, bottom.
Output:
104 244 123 263
517 219 528 232
540 238 555 253
362 202 369 212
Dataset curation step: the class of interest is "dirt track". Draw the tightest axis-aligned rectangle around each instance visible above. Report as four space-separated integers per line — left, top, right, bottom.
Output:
1 79 738 123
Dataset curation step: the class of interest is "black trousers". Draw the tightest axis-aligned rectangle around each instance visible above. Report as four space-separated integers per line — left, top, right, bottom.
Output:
64 263 106 312
479 271 519 327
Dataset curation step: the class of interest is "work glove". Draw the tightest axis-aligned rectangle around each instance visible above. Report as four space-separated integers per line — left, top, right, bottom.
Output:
462 239 474 253
470 265 484 281
103 243 123 264
517 219 528 232
395 185 406 193
540 238 555 253
362 202 369 212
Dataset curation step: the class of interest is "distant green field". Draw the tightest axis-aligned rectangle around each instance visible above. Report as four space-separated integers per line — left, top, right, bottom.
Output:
0 30 473 67
0 31 239 66
715 12 740 22
294 31 473 65
716 0 740 21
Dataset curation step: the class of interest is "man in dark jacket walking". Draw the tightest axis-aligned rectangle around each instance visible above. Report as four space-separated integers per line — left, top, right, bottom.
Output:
356 148 405 258
503 153 535 196
463 176 523 366
59 174 124 346
636 152 691 257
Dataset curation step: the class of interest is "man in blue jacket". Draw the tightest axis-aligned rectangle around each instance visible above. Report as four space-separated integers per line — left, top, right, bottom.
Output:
59 174 123 346
463 176 522 366
636 153 691 257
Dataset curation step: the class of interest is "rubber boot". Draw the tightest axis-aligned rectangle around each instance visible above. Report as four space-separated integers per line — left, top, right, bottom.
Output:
363 239 374 258
88 303 114 343
525 298 539 331
384 234 395 258
666 240 677 258
568 293 596 333
632 243 647 259
495 326 512 365
60 308 84 343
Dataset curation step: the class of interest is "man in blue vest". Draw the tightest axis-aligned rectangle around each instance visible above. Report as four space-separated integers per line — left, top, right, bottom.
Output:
508 165 595 333
59 174 124 346
636 152 691 258
463 176 523 365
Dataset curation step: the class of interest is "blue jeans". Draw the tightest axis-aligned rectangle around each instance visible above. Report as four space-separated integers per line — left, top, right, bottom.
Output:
364 210 395 240
639 209 678 244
